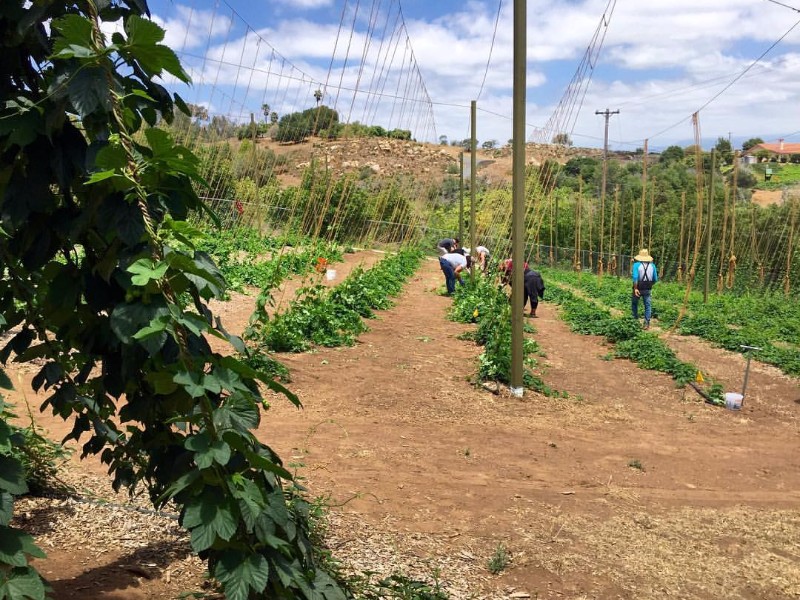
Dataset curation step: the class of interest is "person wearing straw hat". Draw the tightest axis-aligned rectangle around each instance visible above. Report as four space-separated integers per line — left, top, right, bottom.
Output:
631 248 658 329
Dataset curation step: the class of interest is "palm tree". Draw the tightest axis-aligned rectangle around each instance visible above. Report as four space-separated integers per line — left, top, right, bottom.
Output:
313 89 323 105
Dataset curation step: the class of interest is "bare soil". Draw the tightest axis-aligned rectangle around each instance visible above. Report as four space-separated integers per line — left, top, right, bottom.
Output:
6 256 800 599
751 189 784 207
258 136 604 189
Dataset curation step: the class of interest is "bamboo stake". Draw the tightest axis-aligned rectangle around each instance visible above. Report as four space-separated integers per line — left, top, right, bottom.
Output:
639 139 648 249
678 191 686 282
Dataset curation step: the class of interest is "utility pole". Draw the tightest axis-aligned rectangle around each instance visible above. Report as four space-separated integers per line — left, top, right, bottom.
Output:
510 0 526 396
470 100 477 282
595 108 619 274
459 152 464 244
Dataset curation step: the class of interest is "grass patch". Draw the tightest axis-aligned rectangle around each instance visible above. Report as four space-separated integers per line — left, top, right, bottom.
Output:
486 543 509 575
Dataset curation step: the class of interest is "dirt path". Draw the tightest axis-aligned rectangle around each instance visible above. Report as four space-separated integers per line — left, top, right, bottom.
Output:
7 258 800 599
549 279 800 423
257 260 800 598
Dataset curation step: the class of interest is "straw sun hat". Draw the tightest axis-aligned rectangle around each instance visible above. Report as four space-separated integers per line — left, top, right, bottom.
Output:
634 249 653 262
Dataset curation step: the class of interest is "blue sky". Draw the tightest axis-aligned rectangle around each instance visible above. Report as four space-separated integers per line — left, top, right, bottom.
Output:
137 0 800 150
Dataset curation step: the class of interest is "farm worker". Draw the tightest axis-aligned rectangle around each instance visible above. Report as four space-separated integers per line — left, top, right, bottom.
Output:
437 237 456 255
439 251 469 295
631 248 658 330
499 258 527 286
475 245 491 272
500 260 544 316
465 245 491 272
523 266 545 318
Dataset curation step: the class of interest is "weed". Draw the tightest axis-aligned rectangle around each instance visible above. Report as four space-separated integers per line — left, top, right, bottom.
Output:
357 572 449 600
628 459 644 471
707 383 725 406
487 543 509 574
600 352 615 361
3 399 71 496
241 349 291 382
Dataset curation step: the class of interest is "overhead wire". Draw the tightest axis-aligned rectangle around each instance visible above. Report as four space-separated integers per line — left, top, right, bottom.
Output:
642 15 800 143
475 0 503 102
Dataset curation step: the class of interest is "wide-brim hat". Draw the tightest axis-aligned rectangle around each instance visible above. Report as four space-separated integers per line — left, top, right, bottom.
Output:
634 249 653 262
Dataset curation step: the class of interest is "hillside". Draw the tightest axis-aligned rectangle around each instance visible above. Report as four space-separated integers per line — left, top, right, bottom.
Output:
257 136 604 187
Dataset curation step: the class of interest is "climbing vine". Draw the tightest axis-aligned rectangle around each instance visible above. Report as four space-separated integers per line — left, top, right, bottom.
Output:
0 1 345 598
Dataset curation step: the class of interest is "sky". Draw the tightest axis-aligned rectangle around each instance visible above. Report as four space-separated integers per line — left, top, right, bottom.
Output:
139 0 800 151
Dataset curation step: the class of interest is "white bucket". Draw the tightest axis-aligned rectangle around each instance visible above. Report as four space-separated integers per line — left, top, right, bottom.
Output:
325 269 337 281
725 392 743 410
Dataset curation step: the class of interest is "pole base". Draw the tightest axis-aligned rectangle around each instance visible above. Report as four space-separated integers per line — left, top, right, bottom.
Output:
509 385 524 398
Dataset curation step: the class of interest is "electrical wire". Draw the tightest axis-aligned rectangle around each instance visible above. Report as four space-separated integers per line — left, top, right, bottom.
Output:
763 0 800 12
476 0 503 102
644 16 800 143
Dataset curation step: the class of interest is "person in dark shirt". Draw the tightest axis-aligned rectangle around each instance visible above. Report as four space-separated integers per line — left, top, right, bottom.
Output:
437 237 457 255
500 259 545 317
523 267 545 317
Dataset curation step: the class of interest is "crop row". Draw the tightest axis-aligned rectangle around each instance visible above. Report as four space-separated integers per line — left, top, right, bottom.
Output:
246 248 423 352
198 225 344 291
541 268 800 377
448 278 560 395
543 283 725 403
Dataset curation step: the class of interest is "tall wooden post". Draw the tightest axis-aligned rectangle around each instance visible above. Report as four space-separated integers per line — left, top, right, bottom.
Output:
510 0 526 395
459 152 464 244
639 139 648 249
704 149 715 303
470 101 477 282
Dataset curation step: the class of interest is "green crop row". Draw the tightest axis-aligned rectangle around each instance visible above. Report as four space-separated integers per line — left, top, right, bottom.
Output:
197 225 344 291
544 284 721 402
247 248 423 352
448 277 561 395
542 268 800 378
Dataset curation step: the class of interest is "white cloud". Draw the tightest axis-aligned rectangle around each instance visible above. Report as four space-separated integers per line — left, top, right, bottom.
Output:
152 5 234 51
148 0 800 147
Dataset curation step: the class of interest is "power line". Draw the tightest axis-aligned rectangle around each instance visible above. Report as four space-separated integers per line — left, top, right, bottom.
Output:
644 16 800 143
476 0 503 102
763 0 800 12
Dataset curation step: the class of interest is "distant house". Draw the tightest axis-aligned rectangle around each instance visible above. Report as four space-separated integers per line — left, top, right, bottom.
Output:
744 139 800 162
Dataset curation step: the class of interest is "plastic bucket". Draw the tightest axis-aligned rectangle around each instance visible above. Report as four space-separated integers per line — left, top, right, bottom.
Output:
725 392 743 410
325 269 337 281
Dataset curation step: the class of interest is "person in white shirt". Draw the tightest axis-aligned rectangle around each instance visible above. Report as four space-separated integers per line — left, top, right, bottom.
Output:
439 252 470 294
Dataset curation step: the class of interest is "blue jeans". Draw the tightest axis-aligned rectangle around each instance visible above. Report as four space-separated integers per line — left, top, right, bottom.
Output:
439 257 456 295
632 289 652 323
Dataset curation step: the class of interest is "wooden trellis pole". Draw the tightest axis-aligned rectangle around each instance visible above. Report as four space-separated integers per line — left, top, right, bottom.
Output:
598 169 606 278
587 180 594 271
639 139 648 250
574 183 582 271
648 179 655 249
718 186 729 293
728 151 739 289
678 191 686 282
610 185 620 275
630 196 636 273
786 198 797 296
